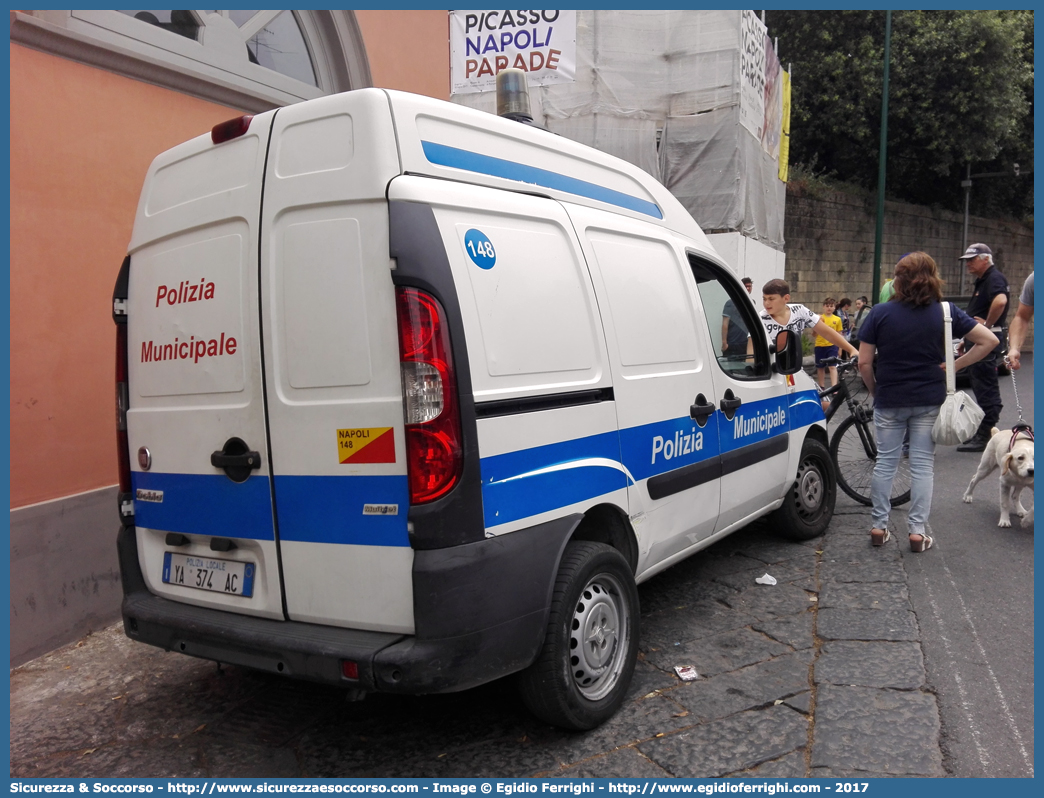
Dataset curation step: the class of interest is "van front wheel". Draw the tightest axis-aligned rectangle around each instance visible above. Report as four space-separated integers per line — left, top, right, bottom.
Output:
518 541 639 730
771 437 836 540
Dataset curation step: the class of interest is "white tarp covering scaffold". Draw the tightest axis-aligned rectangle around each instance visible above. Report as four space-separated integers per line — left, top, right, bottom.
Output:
450 10 789 250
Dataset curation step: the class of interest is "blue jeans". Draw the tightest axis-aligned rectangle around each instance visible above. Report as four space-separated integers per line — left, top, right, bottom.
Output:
871 405 940 536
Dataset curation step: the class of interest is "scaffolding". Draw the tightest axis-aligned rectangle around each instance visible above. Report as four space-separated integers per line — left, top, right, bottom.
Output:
452 10 788 251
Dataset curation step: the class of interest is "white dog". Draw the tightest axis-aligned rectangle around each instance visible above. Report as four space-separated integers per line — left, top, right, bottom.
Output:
962 426 1034 528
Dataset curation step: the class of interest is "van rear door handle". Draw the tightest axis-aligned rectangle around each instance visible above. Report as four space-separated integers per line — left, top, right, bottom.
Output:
719 390 742 420
211 451 261 468
689 393 715 426
211 437 261 483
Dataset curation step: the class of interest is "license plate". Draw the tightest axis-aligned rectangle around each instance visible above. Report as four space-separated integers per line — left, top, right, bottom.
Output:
162 552 255 597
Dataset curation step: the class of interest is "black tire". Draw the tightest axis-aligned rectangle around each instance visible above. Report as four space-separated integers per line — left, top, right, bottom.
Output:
518 541 639 730
830 414 911 507
770 436 836 540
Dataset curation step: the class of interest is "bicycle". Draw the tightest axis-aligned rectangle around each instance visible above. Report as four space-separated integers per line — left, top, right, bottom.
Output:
817 358 911 507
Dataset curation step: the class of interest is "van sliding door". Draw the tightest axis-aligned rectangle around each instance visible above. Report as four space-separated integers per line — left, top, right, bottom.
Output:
564 205 722 576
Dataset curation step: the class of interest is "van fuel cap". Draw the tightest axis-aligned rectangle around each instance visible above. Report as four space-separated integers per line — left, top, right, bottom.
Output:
211 437 261 483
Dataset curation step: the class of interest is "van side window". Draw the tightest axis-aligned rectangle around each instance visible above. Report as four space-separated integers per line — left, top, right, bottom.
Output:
689 257 769 379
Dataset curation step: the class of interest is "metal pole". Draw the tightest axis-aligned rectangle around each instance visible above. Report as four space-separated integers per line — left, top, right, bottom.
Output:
871 10 892 303
960 163 972 294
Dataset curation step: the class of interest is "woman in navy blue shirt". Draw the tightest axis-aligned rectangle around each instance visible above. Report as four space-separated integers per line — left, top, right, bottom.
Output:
857 253 998 552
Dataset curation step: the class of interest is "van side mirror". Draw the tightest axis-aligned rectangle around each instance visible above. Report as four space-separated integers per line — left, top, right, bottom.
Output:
772 329 802 375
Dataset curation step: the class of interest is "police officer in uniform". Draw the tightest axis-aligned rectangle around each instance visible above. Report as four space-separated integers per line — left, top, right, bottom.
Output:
957 243 1010 452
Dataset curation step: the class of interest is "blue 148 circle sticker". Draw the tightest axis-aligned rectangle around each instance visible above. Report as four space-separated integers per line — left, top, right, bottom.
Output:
464 229 496 269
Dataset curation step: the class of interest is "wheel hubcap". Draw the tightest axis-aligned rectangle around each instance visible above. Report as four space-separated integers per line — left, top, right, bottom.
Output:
796 459 824 515
570 575 628 701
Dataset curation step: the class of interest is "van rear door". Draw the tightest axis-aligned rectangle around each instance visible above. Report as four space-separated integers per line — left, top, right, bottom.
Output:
257 91 412 633
126 112 284 619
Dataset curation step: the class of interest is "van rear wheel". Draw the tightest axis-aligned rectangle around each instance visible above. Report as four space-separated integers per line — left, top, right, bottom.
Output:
771 437 835 540
518 541 639 730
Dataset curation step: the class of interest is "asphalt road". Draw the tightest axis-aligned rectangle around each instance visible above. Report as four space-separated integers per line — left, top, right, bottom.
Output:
898 353 1034 777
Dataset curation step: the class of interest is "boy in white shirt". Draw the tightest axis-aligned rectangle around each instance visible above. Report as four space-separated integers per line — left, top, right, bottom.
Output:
759 280 858 405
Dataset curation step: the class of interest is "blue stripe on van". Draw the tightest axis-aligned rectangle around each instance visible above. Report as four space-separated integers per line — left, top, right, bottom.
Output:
132 472 409 547
480 412 726 528
132 472 275 540
274 475 410 547
717 394 791 454
480 393 813 530
480 430 629 528
135 395 821 543
618 415 721 484
420 141 664 220
788 389 827 430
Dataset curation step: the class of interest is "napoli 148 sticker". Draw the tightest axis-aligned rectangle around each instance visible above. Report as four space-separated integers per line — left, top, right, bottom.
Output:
464 229 496 269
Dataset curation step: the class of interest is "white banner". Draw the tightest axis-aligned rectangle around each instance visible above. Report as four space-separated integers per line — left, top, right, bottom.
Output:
450 10 576 95
762 36 782 159
739 9 767 140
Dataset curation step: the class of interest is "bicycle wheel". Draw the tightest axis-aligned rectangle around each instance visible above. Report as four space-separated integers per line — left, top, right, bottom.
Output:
829 414 911 507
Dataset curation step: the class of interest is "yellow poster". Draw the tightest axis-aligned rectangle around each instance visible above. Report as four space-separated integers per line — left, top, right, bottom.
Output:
779 69 791 183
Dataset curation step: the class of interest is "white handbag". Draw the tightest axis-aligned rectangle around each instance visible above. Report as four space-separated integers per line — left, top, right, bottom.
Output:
932 302 985 445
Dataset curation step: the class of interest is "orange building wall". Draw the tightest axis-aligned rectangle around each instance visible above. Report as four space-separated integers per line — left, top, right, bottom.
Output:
356 10 450 100
9 45 242 508
10 12 450 509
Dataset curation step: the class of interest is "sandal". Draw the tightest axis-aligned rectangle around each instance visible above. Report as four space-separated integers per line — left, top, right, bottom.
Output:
909 533 934 553
870 528 891 546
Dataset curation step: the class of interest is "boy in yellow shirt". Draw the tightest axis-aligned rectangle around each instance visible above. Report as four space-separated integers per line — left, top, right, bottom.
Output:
815 297 844 389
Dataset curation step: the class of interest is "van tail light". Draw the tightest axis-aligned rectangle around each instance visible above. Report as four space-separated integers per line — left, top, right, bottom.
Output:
396 287 463 504
211 114 253 145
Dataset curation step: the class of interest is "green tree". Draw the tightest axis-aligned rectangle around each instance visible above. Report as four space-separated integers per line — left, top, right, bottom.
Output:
770 10 1032 220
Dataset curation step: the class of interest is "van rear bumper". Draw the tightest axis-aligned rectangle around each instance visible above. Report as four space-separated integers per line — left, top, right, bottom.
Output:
121 589 403 690
117 517 577 694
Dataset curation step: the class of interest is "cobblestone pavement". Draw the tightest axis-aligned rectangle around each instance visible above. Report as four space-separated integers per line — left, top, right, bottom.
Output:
10 501 945 779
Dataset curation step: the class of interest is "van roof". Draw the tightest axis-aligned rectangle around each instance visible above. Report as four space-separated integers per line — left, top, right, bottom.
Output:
382 89 710 244
131 88 715 255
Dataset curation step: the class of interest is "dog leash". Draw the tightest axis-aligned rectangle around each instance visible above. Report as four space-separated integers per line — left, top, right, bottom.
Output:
1003 355 1033 452
1003 355 1029 424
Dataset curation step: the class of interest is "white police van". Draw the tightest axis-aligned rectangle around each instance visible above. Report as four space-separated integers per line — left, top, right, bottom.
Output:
113 87 832 730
